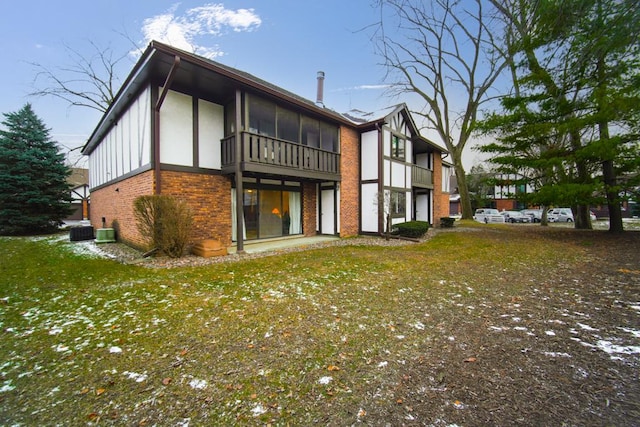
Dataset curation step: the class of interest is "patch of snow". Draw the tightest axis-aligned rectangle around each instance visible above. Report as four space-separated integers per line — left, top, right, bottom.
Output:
53 344 69 352
109 346 123 354
124 371 148 383
619 327 640 338
0 380 16 393
49 327 63 335
577 323 598 331
596 340 640 356
489 326 505 332
543 352 572 358
412 321 425 330
378 361 388 368
318 376 332 385
189 379 207 390
545 330 556 336
514 326 528 331
251 403 267 416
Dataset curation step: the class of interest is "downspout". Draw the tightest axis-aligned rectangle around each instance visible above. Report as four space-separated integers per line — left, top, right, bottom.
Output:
376 122 384 234
153 55 181 194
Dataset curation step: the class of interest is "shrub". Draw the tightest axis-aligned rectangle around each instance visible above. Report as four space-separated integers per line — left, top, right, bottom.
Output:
440 217 456 228
393 221 429 238
133 195 193 258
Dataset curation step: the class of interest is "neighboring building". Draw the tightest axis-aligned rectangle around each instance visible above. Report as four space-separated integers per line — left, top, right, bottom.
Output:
66 168 90 220
492 173 534 211
81 41 447 251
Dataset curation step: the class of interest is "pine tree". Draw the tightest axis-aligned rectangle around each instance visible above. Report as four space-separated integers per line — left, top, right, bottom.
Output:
0 104 72 234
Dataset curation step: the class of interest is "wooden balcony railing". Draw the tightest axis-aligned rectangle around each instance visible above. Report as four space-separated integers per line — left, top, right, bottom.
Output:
222 132 340 180
412 164 433 188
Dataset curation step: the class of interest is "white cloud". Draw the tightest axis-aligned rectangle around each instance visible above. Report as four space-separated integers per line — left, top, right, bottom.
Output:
331 84 391 92
137 3 261 59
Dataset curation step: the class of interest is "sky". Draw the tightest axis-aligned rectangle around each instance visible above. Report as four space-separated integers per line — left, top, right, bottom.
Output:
0 1 487 169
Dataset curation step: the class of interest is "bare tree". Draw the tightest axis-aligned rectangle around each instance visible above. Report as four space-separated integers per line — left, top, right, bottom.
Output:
30 40 133 113
371 0 509 220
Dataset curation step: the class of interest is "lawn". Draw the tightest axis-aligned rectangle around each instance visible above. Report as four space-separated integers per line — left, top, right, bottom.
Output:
1 224 639 425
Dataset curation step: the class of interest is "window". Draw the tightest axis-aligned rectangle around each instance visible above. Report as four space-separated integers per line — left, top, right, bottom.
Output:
391 191 406 216
320 122 338 152
391 135 405 159
301 116 320 148
248 96 275 137
277 108 299 143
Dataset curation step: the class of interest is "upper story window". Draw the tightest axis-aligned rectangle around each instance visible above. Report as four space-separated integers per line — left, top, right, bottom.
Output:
391 135 405 160
277 108 299 143
248 96 276 137
301 116 319 148
320 122 338 152
246 94 339 152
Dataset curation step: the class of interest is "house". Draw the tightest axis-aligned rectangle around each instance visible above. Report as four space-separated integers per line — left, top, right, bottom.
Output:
81 41 447 251
66 168 90 220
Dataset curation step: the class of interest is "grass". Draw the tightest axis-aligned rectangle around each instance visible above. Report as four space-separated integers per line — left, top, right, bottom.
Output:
0 226 635 425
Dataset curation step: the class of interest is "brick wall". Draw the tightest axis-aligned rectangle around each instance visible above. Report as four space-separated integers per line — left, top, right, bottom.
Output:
432 154 450 225
302 182 317 237
339 126 360 237
89 170 154 249
161 170 233 246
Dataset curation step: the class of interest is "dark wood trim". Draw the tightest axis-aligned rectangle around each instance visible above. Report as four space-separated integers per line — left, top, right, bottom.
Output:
234 89 244 253
377 124 384 234
193 96 199 168
89 165 153 192
159 164 224 175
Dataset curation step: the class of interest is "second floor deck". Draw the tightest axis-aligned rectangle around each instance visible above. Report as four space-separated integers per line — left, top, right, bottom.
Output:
221 132 341 181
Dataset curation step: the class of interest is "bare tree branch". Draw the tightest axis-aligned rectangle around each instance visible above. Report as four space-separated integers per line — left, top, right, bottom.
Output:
29 40 133 113
372 0 510 219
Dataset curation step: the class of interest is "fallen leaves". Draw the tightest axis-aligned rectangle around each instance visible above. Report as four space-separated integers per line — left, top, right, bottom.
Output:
463 357 477 363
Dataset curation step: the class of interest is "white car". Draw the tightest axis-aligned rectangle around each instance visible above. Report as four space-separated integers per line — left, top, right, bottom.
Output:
548 208 574 222
474 208 506 224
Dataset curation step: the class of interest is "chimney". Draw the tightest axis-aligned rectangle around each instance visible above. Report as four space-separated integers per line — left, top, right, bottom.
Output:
316 71 325 107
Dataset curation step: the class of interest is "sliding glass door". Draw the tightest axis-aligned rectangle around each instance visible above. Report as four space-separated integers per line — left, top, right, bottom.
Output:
233 186 302 241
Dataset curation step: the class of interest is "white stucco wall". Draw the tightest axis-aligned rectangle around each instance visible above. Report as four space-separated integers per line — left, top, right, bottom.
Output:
361 130 378 180
361 183 379 232
160 89 193 167
198 99 224 169
89 85 151 188
391 161 406 188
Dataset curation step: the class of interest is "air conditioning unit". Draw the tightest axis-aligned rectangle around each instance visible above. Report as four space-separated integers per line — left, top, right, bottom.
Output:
69 226 94 241
95 228 116 243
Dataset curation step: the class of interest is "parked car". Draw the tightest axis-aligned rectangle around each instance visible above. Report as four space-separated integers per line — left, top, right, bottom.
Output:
521 209 543 223
474 208 506 224
501 210 531 223
548 208 574 222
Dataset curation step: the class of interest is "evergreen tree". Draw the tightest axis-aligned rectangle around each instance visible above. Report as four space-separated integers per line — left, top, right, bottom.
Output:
0 104 72 234
483 0 640 231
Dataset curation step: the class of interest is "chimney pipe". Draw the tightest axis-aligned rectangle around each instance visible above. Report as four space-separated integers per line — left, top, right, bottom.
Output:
316 71 325 107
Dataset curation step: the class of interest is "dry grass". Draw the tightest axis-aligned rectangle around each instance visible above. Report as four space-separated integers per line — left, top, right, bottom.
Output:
1 225 638 425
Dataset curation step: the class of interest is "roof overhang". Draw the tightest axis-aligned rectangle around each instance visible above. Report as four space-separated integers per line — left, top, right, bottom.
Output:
82 41 355 155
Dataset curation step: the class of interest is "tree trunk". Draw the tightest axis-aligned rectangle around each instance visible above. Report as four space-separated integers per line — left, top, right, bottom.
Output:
602 159 623 232
596 54 624 233
451 149 473 219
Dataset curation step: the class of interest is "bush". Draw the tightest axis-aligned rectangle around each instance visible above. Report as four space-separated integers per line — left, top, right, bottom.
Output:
393 221 429 238
133 195 193 258
440 217 456 228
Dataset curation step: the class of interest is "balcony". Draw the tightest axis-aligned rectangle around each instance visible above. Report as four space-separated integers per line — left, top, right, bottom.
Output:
222 132 340 181
412 164 433 188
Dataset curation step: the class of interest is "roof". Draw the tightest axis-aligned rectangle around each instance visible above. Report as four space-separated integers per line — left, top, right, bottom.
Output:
82 40 447 156
67 168 88 188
